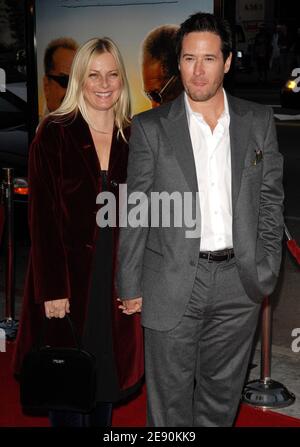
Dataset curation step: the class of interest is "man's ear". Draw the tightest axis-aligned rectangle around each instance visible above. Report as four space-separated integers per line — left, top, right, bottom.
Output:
224 52 232 73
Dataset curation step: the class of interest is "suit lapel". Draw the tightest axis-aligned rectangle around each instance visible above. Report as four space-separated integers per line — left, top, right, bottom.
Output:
160 94 198 193
228 94 253 212
160 93 252 212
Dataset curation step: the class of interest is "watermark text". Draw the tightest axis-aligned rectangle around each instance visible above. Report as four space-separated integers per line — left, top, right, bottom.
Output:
96 185 201 238
291 328 300 353
291 67 300 93
0 329 6 352
0 68 6 92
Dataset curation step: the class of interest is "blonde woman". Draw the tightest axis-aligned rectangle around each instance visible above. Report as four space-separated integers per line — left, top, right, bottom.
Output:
13 37 144 427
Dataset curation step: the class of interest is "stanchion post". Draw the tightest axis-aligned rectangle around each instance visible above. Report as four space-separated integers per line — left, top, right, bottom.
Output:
0 168 19 339
4 168 15 319
242 296 295 408
261 296 271 381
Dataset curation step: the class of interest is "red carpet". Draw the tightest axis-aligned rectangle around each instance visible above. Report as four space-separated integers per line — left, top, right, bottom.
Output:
1 342 299 427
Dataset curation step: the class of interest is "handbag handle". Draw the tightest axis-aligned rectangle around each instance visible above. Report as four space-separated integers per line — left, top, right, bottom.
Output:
36 314 82 351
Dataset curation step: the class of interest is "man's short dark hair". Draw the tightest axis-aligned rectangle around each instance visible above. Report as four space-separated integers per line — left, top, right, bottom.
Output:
44 37 78 75
176 12 232 62
142 25 179 78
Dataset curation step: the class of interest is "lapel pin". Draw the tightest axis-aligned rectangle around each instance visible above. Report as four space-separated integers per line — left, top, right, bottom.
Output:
253 149 263 165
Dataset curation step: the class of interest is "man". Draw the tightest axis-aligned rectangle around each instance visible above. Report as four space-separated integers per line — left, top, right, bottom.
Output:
142 25 183 107
117 12 284 426
43 37 78 114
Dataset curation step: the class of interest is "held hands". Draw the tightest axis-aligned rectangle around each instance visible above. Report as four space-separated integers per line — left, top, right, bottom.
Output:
44 298 70 319
117 297 142 315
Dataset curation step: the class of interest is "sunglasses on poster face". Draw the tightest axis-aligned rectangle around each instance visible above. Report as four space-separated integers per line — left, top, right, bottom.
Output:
145 75 178 104
47 74 70 89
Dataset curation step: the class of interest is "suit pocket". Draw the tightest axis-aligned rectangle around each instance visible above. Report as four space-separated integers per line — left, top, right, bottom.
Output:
143 247 163 272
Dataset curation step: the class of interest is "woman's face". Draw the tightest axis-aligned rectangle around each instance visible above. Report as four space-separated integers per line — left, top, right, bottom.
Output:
83 51 122 113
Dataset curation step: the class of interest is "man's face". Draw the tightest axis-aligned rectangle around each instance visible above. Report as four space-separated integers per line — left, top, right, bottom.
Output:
43 47 76 112
179 31 231 105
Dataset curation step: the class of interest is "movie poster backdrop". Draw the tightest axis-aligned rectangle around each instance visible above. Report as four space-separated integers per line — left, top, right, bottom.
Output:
35 0 213 117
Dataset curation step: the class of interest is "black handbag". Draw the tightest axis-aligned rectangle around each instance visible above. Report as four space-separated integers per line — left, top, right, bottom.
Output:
20 315 97 413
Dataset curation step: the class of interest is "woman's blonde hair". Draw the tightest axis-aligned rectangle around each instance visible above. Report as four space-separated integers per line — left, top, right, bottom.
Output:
51 37 131 140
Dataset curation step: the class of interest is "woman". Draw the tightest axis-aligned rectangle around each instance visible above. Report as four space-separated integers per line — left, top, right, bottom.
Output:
13 37 144 427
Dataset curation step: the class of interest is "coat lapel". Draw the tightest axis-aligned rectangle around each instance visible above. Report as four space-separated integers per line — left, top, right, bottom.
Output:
68 112 123 191
228 94 253 213
68 112 100 190
108 127 126 175
160 94 198 193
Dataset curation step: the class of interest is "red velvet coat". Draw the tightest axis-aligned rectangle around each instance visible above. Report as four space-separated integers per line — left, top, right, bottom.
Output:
13 112 144 392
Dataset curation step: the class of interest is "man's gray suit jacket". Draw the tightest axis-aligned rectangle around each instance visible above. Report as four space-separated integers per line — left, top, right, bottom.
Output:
117 92 284 331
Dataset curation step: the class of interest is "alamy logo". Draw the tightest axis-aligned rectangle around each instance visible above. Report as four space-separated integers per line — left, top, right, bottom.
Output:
96 185 201 238
291 328 300 353
0 68 5 92
291 68 300 93
0 329 6 352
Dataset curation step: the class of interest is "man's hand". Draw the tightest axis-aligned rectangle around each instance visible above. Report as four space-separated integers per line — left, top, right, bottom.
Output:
44 298 70 319
117 297 142 315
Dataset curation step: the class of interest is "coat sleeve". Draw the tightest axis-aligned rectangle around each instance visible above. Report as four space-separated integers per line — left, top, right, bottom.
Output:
116 115 155 299
258 108 284 277
28 121 71 303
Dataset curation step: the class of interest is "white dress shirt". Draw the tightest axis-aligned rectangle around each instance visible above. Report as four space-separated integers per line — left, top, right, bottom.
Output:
184 90 233 251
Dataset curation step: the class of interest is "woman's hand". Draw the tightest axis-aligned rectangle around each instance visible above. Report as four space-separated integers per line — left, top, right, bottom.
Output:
44 298 70 319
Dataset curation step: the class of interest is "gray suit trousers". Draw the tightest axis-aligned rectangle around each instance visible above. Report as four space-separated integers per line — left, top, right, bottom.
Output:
144 256 261 427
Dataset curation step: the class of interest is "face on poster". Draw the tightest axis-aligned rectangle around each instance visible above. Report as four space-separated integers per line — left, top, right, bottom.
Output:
35 0 213 116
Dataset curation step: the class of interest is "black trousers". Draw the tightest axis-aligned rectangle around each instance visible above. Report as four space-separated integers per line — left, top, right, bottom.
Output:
49 402 113 427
